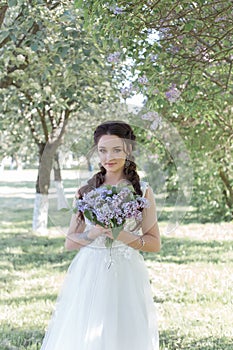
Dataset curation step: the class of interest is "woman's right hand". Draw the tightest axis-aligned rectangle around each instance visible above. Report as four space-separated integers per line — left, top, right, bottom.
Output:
88 225 113 240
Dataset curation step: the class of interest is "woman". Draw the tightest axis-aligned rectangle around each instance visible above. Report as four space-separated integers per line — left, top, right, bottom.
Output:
40 121 161 350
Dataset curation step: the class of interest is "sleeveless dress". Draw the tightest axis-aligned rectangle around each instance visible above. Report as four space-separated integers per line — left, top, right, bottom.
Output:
40 182 159 350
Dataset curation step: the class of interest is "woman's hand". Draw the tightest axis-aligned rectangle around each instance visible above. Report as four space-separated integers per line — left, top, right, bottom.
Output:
88 225 113 240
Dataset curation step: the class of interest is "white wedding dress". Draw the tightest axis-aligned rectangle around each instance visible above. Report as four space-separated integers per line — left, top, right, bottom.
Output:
40 183 159 350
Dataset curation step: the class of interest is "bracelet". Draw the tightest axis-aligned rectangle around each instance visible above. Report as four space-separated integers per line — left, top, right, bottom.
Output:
137 236 146 249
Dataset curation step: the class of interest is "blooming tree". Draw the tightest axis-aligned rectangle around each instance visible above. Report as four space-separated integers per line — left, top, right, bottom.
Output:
0 0 123 231
75 0 233 219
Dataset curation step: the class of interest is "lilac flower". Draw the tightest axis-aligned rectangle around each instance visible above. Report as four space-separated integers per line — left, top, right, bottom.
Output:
107 51 121 63
141 111 159 121
150 117 162 130
214 16 227 22
120 83 133 98
74 185 149 247
150 54 157 62
165 84 181 103
152 88 159 95
141 111 162 130
170 45 180 54
110 6 124 15
138 75 148 85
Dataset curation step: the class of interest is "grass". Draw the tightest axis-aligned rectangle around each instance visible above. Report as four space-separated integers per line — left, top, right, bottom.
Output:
0 172 233 350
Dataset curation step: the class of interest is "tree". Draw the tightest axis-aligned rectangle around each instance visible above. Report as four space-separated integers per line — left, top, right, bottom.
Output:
75 0 233 219
0 0 123 231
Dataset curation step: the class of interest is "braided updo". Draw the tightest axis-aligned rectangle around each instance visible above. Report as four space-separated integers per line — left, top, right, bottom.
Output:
78 121 142 198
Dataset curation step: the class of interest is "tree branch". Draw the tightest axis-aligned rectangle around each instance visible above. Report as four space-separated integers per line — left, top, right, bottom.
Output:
12 81 49 141
26 113 42 146
0 4 8 28
202 70 231 92
0 76 14 88
47 109 57 130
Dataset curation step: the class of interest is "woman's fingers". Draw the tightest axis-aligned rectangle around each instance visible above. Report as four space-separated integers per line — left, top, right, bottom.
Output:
105 229 113 239
95 225 113 238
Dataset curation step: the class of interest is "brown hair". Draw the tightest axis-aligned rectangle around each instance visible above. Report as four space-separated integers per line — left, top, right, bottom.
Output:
77 121 142 199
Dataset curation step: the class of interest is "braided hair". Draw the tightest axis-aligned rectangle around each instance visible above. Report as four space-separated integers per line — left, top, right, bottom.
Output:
78 121 142 198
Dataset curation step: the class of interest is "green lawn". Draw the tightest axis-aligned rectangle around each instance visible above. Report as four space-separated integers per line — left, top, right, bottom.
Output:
0 174 233 350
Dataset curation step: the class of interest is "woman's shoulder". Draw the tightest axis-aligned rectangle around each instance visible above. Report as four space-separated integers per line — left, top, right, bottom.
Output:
140 180 149 197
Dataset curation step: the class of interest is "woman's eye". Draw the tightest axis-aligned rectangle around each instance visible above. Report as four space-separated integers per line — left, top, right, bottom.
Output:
99 149 106 153
114 149 121 153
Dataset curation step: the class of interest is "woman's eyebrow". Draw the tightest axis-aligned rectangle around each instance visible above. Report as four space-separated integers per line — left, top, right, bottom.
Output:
98 146 122 149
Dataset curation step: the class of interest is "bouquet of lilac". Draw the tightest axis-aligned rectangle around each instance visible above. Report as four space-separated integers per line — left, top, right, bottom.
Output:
74 184 149 247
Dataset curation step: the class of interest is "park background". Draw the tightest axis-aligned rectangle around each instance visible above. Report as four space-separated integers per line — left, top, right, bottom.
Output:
0 1 233 349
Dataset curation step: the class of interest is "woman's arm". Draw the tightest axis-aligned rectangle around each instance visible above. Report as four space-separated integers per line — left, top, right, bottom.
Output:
117 186 161 252
65 213 92 251
65 189 97 251
65 214 112 251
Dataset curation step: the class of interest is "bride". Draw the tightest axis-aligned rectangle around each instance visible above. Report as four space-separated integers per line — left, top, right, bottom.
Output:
40 121 161 350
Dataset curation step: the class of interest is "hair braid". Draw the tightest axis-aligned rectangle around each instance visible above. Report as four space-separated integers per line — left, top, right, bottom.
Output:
78 166 106 199
124 158 142 196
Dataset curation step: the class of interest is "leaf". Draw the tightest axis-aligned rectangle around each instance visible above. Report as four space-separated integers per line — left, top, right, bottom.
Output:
112 225 123 240
72 63 80 72
111 186 117 194
30 42 38 52
105 237 113 247
74 0 83 9
53 55 61 64
84 209 94 222
0 31 9 43
8 0 17 7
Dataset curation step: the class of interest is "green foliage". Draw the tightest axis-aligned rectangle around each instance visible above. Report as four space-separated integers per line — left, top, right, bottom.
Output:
1 1 232 216
0 1 123 159
74 0 233 218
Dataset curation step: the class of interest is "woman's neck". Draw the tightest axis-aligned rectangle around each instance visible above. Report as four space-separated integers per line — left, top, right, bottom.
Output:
103 172 126 186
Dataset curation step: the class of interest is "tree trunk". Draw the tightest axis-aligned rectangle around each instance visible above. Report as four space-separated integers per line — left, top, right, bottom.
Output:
219 167 233 215
32 193 49 233
53 152 69 210
33 142 58 232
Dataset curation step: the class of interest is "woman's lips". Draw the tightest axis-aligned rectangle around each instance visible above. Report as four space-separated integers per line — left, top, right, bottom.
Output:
105 162 116 166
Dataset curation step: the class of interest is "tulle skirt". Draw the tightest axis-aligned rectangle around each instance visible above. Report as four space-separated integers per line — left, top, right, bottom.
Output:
40 239 159 350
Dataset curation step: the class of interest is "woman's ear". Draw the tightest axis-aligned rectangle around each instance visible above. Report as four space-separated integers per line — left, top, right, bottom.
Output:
127 143 133 154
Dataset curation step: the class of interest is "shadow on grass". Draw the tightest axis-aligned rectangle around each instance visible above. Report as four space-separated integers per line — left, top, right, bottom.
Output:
0 292 57 306
0 326 232 350
0 197 34 225
0 325 44 350
159 330 233 350
0 181 36 189
143 236 233 264
0 233 76 272
1 232 232 274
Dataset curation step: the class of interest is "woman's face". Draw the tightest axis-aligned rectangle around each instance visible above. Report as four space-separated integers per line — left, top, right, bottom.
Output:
97 135 127 173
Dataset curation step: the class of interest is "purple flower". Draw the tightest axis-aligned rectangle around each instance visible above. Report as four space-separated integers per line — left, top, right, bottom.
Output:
138 75 148 85
165 84 181 103
150 54 157 62
111 6 124 15
107 51 121 63
151 117 162 130
73 185 149 247
141 111 162 130
141 111 159 121
120 83 135 98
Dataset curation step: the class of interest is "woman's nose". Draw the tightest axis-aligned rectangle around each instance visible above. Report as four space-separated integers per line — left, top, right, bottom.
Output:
106 152 113 160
